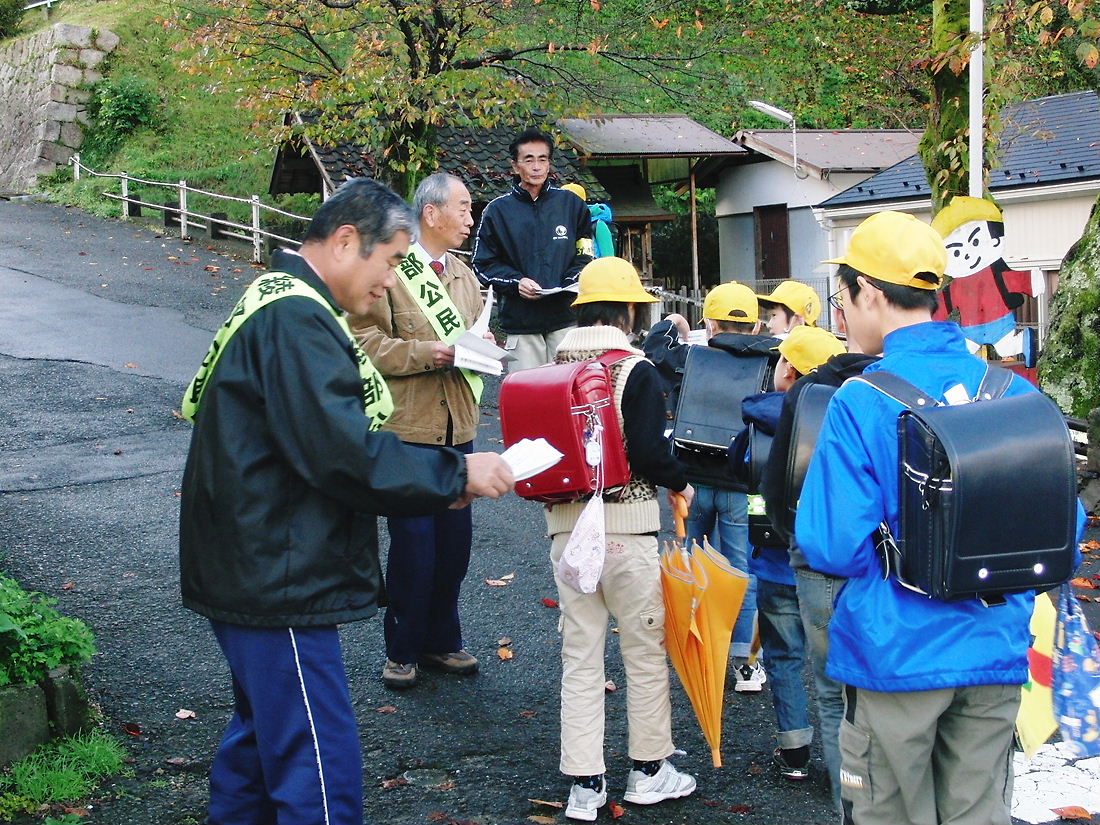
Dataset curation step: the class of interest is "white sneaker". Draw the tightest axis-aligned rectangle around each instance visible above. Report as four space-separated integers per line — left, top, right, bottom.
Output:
565 778 607 821
623 760 696 805
734 660 766 693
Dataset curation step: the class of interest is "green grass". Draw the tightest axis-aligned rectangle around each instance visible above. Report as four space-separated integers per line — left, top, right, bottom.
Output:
0 730 128 819
21 0 277 220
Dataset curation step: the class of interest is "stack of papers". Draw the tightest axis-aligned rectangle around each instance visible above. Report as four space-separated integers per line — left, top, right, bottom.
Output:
453 287 515 375
536 283 580 296
500 437 564 481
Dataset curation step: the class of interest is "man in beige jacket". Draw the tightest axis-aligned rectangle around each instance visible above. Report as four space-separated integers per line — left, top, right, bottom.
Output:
351 173 487 689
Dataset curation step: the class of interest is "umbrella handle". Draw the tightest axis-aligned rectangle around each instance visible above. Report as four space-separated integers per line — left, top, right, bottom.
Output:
672 492 688 539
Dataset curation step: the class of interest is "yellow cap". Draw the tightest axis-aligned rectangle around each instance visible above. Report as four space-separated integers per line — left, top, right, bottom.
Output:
703 281 759 322
561 183 587 202
931 196 1003 238
572 257 657 305
756 281 821 325
777 325 846 376
823 211 946 290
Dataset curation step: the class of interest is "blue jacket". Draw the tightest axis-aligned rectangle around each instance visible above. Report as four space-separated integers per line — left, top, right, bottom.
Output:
795 321 1086 692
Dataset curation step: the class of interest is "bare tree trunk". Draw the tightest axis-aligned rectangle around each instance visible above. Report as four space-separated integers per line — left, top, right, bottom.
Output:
919 0 970 214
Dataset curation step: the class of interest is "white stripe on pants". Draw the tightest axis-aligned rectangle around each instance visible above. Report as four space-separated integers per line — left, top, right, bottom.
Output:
551 532 674 776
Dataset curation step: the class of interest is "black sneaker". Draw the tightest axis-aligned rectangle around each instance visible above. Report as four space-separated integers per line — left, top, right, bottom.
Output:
774 747 810 780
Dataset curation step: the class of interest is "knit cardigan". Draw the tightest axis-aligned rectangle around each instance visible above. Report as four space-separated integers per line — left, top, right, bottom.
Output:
544 325 662 537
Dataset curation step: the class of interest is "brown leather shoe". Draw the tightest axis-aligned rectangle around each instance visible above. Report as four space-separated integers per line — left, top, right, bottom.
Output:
420 650 479 675
382 660 418 689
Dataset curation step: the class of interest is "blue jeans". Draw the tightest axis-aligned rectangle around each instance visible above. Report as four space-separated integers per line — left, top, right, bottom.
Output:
756 578 812 750
686 484 755 657
794 568 846 812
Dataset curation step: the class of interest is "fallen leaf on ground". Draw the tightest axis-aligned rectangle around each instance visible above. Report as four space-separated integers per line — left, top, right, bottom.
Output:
498 647 515 660
528 816 556 824
375 705 397 714
61 806 89 817
1083 539 1100 550
609 800 625 818
165 757 190 767
121 722 142 736
520 710 538 718
605 680 617 692
541 597 559 608
501 572 515 581
747 764 764 774
1051 806 1092 820
438 779 457 790
124 363 137 369
175 708 196 719
498 636 512 646
529 798 563 808
61 582 74 591
1071 577 1098 589
486 578 511 587
381 776 409 790
205 265 221 272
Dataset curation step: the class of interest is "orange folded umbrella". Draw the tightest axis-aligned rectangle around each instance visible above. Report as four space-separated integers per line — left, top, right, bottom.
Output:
660 536 748 767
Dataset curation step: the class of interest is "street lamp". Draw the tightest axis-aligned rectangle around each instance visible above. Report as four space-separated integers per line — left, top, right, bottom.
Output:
747 100 806 179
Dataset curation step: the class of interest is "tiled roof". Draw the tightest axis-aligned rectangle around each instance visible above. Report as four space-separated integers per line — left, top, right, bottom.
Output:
560 115 745 157
272 115 608 204
820 91 1100 207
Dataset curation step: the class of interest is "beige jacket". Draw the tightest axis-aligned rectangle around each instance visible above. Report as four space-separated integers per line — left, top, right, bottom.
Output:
350 250 483 446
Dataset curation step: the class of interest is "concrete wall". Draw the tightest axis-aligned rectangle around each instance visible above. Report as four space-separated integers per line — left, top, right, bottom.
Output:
0 23 119 193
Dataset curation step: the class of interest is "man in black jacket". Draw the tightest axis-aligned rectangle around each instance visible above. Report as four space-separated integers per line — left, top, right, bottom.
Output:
472 127 592 370
179 178 514 825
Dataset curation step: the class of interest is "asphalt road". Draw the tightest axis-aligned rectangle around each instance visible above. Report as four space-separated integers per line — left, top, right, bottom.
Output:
0 199 1094 825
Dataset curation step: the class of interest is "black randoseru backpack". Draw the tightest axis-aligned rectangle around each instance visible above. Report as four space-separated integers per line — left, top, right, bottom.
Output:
853 367 1078 606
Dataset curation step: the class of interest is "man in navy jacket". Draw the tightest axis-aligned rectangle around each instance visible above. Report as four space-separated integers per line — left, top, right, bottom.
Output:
472 127 592 370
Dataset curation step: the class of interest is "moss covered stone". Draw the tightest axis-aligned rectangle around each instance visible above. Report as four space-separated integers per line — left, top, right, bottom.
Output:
1039 196 1100 418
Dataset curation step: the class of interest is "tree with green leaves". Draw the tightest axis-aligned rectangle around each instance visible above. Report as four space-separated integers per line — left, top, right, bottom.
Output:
174 0 742 195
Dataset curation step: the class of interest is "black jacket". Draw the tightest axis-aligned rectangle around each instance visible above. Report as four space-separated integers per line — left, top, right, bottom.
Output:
761 352 879 564
179 250 467 627
472 180 591 335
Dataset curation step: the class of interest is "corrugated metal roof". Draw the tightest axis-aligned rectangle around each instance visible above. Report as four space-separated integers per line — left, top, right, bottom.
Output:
560 115 746 157
736 129 921 177
821 91 1100 207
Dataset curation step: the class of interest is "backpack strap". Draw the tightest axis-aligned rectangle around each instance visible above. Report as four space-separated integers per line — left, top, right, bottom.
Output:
848 372 938 411
592 349 635 368
975 365 1013 401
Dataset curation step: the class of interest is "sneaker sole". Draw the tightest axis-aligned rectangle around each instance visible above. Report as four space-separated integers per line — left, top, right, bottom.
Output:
565 794 606 821
622 785 695 805
734 683 763 693
780 770 810 780
382 676 417 689
420 661 479 675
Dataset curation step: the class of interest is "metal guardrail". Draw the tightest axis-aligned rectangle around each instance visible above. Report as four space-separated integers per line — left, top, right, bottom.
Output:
69 154 311 263
23 0 60 10
1067 417 1089 459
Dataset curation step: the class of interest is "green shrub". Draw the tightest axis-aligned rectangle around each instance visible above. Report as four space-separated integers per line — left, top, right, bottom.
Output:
0 0 24 39
0 574 96 687
0 731 126 818
90 76 162 143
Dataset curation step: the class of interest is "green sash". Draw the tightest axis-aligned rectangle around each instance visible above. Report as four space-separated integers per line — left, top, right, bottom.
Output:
395 244 483 403
181 271 395 430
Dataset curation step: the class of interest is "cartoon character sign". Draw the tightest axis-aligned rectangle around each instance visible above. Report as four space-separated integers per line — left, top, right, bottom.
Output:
931 196 1045 367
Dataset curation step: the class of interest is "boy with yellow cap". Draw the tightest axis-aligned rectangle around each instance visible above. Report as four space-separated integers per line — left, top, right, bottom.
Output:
756 280 822 338
735 325 845 786
548 256 697 821
642 281 779 691
796 210 1085 825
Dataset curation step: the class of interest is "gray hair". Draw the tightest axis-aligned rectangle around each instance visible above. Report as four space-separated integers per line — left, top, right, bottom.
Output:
305 178 416 256
413 173 463 220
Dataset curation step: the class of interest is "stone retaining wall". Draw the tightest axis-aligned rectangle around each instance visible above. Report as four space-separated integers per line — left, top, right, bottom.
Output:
0 23 119 194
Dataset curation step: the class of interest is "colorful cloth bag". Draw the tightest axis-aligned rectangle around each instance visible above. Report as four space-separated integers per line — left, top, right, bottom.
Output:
1052 583 1100 756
